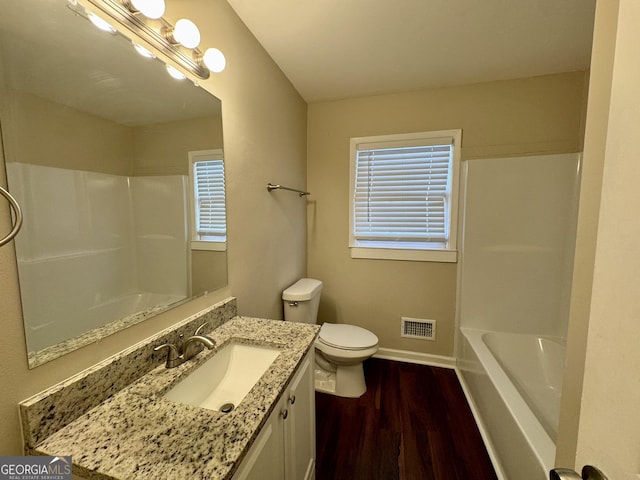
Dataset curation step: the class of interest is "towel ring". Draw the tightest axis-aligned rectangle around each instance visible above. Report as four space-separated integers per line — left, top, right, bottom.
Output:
0 186 23 247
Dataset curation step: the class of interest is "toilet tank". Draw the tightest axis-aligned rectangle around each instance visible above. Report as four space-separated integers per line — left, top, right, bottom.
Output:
282 278 323 324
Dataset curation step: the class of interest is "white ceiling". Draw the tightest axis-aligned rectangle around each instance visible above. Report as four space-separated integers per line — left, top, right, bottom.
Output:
226 0 597 103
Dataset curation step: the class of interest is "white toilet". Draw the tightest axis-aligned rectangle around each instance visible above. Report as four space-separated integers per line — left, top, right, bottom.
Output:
282 278 378 398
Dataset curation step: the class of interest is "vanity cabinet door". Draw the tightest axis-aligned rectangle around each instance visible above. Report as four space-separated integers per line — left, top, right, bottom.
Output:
232 399 286 480
284 350 316 480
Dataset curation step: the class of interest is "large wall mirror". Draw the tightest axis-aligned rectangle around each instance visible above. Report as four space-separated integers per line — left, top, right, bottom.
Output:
0 0 227 368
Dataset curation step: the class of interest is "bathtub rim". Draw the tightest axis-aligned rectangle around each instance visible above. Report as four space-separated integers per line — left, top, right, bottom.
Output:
27 291 189 367
460 327 556 474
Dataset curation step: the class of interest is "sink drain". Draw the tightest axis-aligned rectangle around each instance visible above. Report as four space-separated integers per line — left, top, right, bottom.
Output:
219 402 235 413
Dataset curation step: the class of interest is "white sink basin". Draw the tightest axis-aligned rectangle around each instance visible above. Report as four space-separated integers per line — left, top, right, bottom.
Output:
164 342 281 412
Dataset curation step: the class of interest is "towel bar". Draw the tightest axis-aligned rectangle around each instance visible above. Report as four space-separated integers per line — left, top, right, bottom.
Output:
0 186 23 247
267 183 310 197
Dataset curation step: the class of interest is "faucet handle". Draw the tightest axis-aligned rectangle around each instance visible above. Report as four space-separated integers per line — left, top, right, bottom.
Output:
194 322 209 336
154 343 180 368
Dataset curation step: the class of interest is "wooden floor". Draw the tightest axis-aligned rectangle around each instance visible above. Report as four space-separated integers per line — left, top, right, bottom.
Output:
315 358 497 480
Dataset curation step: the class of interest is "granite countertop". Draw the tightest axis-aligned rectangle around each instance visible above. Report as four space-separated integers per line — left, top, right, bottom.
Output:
34 317 319 480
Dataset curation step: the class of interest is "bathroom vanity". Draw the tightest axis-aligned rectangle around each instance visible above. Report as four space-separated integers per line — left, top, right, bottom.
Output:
19 298 319 480
233 349 315 480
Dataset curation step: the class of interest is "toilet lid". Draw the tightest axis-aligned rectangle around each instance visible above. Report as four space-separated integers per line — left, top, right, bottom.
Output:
319 323 378 351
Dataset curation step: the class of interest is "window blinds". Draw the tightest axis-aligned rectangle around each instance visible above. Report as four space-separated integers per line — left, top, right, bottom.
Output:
353 143 452 244
193 160 226 236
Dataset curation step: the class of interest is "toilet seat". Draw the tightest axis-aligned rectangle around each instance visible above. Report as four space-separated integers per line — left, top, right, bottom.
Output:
318 323 378 351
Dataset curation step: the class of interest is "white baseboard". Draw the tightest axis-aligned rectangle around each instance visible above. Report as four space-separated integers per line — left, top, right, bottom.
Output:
373 347 456 369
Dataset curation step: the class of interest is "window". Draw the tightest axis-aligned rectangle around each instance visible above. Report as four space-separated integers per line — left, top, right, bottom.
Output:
188 149 226 251
349 130 461 262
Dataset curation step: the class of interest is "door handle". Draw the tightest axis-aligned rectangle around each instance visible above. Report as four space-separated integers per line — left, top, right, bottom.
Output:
551 469 581 480
550 465 608 480
582 466 608 480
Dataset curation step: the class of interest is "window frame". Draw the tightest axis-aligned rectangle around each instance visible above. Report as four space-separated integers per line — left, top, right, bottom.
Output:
188 149 227 252
348 130 461 263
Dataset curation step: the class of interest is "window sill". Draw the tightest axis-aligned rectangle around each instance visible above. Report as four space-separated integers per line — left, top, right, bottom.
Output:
191 240 226 252
349 246 457 263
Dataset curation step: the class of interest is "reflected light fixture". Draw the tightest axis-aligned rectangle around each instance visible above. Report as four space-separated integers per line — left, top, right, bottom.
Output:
88 12 116 33
73 0 226 79
133 43 155 58
166 65 186 80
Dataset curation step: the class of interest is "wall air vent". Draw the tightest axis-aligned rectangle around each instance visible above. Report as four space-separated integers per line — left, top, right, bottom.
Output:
401 317 436 340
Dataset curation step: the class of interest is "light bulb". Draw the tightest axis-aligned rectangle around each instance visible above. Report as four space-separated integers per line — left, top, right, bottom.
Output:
130 0 165 19
133 44 155 59
166 65 186 80
203 48 226 73
88 13 116 33
173 19 200 49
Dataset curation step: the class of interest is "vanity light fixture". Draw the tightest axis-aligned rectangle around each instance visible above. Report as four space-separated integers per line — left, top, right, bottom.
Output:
73 0 226 79
202 48 226 73
167 18 201 49
128 0 165 19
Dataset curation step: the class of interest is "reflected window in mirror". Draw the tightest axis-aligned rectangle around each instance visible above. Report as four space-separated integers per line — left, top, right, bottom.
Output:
189 149 227 251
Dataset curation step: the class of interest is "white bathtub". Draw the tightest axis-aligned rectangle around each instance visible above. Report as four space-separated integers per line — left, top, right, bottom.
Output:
85 292 186 330
458 328 566 480
27 292 186 353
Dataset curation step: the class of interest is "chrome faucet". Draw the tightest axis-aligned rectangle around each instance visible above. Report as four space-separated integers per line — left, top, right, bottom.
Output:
154 322 216 368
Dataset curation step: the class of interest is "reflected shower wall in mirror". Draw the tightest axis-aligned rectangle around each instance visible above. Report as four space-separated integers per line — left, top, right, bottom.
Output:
0 0 227 367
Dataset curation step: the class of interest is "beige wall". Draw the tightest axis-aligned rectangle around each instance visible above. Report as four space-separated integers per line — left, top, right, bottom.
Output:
559 0 640 476
307 71 586 356
178 0 309 318
2 91 133 175
192 250 228 295
132 115 223 176
0 0 306 454
555 0 619 467
2 90 223 177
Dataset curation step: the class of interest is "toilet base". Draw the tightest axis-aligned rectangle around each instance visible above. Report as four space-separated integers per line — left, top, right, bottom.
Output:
314 368 336 394
314 362 367 398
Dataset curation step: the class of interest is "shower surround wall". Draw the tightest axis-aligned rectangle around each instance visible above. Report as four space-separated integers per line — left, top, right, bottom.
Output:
458 154 580 337
456 153 581 479
6 162 188 355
